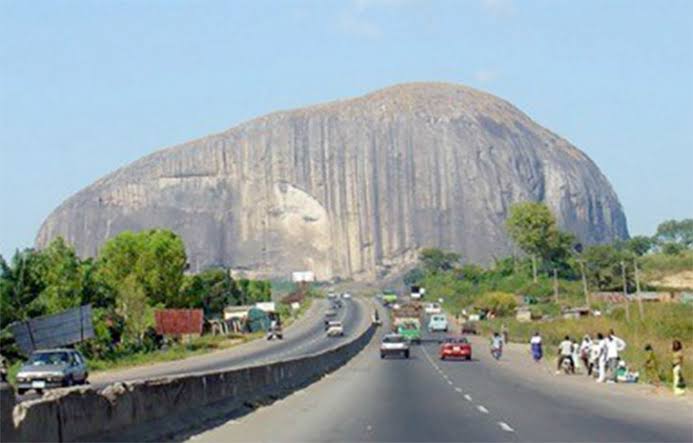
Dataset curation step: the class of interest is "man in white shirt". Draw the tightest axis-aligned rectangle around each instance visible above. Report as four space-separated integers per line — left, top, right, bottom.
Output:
606 330 626 382
596 332 608 382
556 336 575 374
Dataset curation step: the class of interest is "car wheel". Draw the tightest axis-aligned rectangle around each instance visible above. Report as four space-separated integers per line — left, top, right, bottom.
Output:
64 375 74 387
17 388 27 396
466 355 472 361
35 389 44 395
404 350 410 359
440 355 446 360
380 352 385 359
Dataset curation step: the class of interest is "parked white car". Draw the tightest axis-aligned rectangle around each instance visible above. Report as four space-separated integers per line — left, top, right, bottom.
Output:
326 321 344 337
424 303 442 315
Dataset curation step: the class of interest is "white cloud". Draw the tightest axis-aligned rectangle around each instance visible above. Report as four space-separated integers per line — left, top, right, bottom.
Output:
337 0 418 38
337 12 383 39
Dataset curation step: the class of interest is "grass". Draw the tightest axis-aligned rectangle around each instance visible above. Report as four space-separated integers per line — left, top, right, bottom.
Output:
477 302 693 386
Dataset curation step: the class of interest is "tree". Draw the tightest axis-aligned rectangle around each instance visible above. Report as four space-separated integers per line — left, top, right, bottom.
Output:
403 267 425 286
655 219 693 252
622 235 655 257
34 237 84 313
115 275 153 346
419 248 461 274
505 202 570 282
97 229 187 306
582 244 632 291
0 249 47 328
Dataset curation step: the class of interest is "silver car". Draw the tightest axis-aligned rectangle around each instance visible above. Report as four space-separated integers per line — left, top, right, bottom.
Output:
16 349 88 395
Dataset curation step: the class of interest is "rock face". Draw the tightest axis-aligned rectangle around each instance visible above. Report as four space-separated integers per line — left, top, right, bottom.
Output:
36 83 628 280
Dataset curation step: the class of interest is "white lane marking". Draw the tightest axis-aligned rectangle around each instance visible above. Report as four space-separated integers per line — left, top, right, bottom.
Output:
447 380 453 385
454 387 463 393
498 422 515 432
477 405 489 414
464 394 472 402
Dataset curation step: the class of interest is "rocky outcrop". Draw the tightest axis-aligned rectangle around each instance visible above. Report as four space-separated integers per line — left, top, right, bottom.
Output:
36 83 628 280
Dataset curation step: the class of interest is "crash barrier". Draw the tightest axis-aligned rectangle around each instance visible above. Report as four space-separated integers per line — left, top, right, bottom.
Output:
2 322 377 442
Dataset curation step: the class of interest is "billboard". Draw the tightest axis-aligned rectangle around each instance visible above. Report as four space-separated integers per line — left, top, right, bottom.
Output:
155 309 204 335
10 305 94 355
292 271 315 282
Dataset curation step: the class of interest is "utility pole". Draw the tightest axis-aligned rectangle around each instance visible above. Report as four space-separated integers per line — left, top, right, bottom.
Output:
579 259 589 306
621 261 630 322
553 268 559 304
634 259 645 320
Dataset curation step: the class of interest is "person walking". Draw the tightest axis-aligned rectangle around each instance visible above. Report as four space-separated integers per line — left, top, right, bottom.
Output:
596 333 608 383
557 336 574 374
643 344 660 388
530 332 543 363
672 340 686 396
579 335 592 375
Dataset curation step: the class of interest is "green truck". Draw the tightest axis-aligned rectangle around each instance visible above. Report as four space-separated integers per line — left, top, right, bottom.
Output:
382 289 398 305
395 319 421 344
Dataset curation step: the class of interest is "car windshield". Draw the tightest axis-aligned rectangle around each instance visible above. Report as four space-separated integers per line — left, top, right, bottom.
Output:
383 336 403 343
445 338 468 344
28 352 70 366
432 316 445 321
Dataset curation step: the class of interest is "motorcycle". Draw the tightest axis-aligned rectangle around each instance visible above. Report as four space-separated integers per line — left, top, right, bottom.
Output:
490 346 503 360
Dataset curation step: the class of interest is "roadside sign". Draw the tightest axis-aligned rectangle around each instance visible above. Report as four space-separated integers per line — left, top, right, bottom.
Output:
10 305 94 355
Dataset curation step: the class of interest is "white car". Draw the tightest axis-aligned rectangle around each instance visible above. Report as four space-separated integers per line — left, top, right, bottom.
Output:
326 321 344 337
424 303 442 315
380 334 410 359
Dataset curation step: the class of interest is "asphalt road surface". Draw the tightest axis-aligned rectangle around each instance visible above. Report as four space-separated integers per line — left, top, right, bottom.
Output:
17 297 368 400
188 307 693 442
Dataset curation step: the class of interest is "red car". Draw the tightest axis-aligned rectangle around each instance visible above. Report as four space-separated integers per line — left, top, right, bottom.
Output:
439 336 472 360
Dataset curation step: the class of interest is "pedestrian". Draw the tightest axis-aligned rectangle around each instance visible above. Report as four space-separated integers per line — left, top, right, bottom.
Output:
606 331 627 383
571 338 581 373
530 332 543 363
596 333 608 383
643 344 660 388
501 323 509 345
579 335 592 375
557 335 574 374
672 340 686 396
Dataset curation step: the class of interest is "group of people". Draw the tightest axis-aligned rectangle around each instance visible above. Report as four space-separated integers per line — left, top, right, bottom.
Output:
528 330 687 395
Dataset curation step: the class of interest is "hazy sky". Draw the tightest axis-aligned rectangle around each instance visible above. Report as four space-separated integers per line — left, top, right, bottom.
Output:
1 0 692 259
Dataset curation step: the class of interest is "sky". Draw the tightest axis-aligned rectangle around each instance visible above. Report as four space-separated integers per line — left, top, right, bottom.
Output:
1 0 692 259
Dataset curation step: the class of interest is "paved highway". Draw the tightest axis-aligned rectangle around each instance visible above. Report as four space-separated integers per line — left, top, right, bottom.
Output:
17 297 368 400
188 305 693 442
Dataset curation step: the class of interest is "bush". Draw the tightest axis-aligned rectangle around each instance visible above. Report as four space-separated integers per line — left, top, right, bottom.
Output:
474 292 517 317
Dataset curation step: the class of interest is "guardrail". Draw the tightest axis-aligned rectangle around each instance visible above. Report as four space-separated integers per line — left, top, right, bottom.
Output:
1 320 377 442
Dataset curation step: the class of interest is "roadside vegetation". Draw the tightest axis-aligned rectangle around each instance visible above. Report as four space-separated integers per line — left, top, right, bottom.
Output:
0 229 313 381
405 206 693 386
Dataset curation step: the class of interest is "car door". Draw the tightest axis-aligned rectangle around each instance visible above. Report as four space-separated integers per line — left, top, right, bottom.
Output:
71 352 86 382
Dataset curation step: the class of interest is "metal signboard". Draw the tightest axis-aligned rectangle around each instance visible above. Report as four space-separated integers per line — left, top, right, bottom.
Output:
155 309 204 335
10 305 94 355
291 271 315 282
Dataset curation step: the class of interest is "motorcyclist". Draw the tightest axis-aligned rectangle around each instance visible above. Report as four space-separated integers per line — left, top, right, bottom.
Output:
490 332 503 359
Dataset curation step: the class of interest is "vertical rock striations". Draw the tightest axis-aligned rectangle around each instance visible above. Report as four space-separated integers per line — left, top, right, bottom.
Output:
36 83 628 280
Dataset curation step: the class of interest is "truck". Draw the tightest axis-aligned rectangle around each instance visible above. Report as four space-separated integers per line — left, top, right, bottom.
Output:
382 289 398 306
391 302 422 344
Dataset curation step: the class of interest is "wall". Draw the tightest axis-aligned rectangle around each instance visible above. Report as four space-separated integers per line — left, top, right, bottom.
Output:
2 323 376 442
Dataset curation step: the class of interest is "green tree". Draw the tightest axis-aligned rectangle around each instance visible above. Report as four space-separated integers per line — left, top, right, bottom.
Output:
419 248 461 274
97 229 187 306
655 219 693 252
115 275 154 346
505 202 570 282
0 249 46 329
34 237 84 313
622 235 655 257
582 244 632 291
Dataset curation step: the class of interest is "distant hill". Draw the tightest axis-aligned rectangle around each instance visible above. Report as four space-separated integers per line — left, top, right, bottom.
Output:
36 82 628 281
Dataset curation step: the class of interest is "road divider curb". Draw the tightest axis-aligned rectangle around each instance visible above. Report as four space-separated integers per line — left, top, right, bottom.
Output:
2 312 377 442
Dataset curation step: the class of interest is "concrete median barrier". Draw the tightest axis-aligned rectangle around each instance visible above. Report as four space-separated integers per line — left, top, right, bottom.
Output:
1 321 376 442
